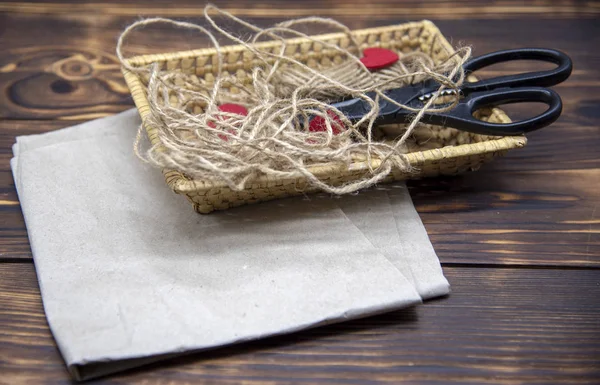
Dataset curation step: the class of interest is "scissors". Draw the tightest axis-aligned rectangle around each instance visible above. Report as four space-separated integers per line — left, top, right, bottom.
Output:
330 48 573 136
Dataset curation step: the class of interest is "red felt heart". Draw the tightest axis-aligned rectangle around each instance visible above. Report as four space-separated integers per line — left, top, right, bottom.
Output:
360 47 399 71
208 103 248 140
218 103 249 116
308 110 345 135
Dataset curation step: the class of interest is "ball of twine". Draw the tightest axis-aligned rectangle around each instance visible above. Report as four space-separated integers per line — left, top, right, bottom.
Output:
117 4 471 194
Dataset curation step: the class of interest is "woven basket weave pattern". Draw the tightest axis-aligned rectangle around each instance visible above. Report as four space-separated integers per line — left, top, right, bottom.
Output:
122 20 526 213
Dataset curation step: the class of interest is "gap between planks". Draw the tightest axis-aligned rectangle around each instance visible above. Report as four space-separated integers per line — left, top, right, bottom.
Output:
2 258 600 271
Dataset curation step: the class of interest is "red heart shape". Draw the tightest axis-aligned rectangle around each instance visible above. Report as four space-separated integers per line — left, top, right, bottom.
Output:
218 103 249 116
309 110 345 135
208 103 248 141
359 47 399 71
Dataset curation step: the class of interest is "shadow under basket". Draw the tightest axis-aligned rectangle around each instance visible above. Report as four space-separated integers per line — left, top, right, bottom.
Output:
122 20 526 214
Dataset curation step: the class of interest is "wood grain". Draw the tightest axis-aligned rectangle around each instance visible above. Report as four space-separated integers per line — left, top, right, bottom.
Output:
0 0 598 19
0 45 131 120
2 263 599 384
410 171 600 266
1 15 598 118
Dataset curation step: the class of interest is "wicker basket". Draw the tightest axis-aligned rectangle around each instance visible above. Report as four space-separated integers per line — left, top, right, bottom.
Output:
122 20 526 213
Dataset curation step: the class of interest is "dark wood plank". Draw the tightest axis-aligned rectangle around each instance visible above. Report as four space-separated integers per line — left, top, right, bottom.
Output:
411 170 600 266
0 0 598 19
0 44 132 120
2 263 599 384
0 13 598 119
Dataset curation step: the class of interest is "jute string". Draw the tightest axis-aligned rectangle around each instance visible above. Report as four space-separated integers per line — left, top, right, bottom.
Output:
117 5 471 194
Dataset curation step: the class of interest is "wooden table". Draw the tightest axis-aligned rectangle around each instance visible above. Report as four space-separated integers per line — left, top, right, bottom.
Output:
1 1 599 383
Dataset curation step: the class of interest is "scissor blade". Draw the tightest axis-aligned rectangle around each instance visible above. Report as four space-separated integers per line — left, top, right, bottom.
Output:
329 81 442 124
330 97 373 121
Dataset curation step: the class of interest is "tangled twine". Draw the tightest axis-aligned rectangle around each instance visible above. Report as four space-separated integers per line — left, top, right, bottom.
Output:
117 4 471 194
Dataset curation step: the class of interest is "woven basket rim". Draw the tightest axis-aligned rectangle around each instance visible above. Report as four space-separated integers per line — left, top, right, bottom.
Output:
121 20 526 194
123 20 437 67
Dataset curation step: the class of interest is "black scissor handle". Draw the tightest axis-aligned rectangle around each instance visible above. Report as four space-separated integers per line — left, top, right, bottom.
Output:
438 87 563 136
460 48 573 94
